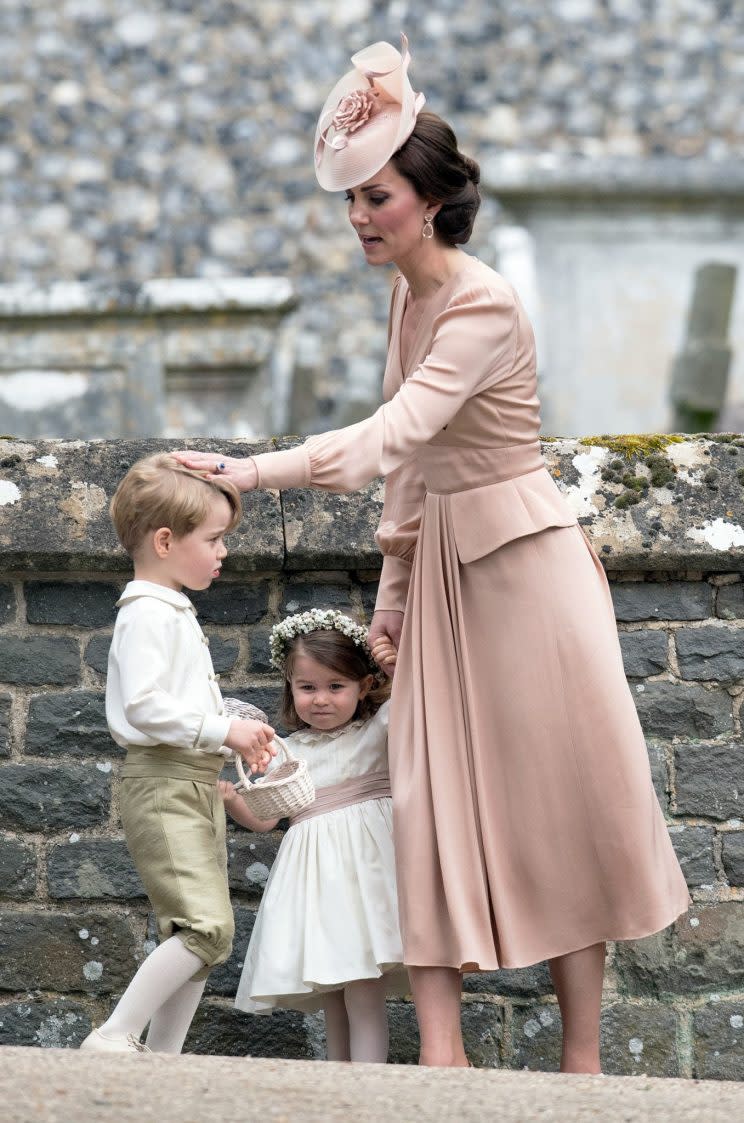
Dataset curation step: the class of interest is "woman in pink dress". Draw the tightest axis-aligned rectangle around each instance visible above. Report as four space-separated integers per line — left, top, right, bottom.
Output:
177 37 689 1072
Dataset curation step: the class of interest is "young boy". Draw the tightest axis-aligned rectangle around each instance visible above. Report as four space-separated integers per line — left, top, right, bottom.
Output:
80 452 275 1055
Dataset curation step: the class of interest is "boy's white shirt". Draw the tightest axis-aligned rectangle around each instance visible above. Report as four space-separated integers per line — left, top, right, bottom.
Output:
106 579 232 756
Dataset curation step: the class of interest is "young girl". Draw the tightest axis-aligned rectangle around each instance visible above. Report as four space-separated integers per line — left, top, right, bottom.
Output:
221 609 407 1063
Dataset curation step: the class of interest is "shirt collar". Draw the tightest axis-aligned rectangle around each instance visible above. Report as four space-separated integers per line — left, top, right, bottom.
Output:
116 580 195 611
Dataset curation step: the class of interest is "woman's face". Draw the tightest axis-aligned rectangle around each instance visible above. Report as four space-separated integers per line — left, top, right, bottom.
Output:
345 161 431 267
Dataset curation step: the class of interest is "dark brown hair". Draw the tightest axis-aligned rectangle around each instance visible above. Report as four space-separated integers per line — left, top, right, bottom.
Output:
280 629 390 731
392 111 481 246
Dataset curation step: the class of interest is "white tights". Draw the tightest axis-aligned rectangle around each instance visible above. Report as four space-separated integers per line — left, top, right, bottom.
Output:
323 978 389 1063
99 936 206 1052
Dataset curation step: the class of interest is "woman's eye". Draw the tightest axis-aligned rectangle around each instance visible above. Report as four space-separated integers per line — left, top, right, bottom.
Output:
370 195 387 206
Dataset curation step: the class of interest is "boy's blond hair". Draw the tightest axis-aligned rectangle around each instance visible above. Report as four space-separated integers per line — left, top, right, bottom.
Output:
110 453 242 557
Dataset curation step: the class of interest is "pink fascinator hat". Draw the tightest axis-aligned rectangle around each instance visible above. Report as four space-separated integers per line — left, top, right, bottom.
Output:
314 33 425 192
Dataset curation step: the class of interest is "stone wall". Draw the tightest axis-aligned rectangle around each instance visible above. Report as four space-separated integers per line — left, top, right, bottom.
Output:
3 2 744 433
2 434 744 1077
0 278 297 440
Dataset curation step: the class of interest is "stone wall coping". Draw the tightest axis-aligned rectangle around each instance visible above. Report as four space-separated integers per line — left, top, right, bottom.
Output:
0 277 297 320
481 155 744 201
2 436 744 573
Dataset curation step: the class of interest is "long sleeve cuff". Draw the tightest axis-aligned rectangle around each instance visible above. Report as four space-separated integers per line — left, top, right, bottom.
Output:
252 445 311 490
375 554 413 614
196 713 233 752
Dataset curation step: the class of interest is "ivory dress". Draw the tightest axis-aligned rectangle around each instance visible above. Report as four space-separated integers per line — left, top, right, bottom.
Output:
251 256 690 971
235 701 409 1013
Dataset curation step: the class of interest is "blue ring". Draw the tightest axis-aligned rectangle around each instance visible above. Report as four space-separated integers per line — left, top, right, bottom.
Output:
216 461 226 472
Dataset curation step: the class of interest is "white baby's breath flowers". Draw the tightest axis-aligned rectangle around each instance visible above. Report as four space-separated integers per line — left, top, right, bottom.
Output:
269 609 381 679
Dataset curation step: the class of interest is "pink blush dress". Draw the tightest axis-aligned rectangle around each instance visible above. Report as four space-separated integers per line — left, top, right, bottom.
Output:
250 256 690 971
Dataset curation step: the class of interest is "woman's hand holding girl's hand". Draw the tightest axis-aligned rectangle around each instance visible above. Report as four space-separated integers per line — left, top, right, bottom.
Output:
369 610 404 678
225 718 276 773
171 451 259 491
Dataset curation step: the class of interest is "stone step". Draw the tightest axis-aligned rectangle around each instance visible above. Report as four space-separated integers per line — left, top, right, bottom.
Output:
2 1046 744 1123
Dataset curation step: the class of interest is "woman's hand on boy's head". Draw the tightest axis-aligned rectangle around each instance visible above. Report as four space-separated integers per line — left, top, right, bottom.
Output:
171 451 259 492
224 717 277 773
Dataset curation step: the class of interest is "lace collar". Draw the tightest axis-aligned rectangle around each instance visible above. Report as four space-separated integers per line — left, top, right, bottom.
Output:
290 718 367 746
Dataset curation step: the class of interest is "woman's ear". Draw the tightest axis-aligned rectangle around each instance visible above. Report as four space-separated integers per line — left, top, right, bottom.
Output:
152 527 173 558
425 201 443 218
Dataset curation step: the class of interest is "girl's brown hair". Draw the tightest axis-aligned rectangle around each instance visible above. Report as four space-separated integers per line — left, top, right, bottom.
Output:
280 629 390 731
392 110 481 246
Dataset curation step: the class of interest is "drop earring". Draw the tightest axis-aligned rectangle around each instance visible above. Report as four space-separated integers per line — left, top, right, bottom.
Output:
422 214 434 240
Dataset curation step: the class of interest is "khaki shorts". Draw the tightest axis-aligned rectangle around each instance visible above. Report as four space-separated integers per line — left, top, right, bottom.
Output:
119 774 234 981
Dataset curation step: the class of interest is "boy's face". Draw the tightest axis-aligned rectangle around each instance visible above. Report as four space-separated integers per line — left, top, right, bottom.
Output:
160 492 233 592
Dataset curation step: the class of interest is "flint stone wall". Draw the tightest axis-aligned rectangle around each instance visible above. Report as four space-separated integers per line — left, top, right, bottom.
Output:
3 434 744 1076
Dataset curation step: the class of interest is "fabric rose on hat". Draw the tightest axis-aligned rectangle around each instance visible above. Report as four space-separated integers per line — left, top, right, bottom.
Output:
332 89 377 134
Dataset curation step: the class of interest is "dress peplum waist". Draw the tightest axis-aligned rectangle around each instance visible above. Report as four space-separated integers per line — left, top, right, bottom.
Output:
417 440 545 493
416 442 578 564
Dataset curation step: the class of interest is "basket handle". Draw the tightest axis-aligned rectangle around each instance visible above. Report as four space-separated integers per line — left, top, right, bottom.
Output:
234 735 292 790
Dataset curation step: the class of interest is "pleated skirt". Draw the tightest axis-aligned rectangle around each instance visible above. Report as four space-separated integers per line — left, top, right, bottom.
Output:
389 498 690 971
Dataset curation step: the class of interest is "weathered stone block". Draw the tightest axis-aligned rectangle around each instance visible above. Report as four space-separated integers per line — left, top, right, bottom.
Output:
25 690 117 758
461 1002 504 1068
0 998 91 1048
205 634 239 674
600 1002 679 1076
0 637 80 685
633 681 732 740
619 631 668 677
0 439 284 572
0 583 14 625
463 962 553 999
84 634 111 674
359 580 380 621
675 626 744 682
282 479 383 572
0 764 111 831
246 627 273 674
0 692 10 757
716 584 744 620
24 581 117 626
47 839 145 899
185 1001 311 1058
205 907 257 997
227 832 283 896
0 910 138 993
280 581 354 616
226 687 284 731
512 1003 562 1071
0 838 36 898
721 832 744 886
611 581 713 622
674 742 744 819
387 1000 420 1065
646 739 669 807
693 1000 744 1080
615 903 744 996
190 581 270 624
667 825 716 889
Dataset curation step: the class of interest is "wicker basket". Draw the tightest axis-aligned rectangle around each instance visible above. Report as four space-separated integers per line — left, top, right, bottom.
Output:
234 735 315 820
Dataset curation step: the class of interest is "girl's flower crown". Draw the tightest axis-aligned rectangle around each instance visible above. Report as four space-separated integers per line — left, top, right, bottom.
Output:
269 609 383 681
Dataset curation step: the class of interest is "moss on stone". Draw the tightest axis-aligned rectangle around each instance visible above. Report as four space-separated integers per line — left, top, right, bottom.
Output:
621 473 650 491
579 434 685 458
614 491 642 509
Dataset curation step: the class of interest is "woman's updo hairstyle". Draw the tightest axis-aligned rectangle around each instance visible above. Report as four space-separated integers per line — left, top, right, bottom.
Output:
391 111 481 246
